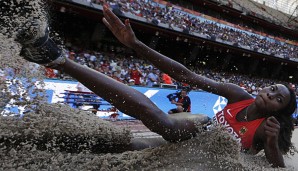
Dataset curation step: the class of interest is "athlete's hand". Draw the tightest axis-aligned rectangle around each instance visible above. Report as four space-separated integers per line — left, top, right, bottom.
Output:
264 116 280 147
102 4 139 49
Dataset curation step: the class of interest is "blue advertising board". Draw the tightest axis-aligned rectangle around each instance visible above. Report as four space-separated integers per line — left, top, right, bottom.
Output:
2 79 297 120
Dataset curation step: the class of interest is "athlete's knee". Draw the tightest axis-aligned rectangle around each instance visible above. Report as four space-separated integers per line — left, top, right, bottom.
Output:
176 106 184 113
168 110 173 114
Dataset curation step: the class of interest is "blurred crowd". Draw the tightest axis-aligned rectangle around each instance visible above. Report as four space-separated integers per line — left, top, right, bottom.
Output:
45 48 298 97
90 0 298 60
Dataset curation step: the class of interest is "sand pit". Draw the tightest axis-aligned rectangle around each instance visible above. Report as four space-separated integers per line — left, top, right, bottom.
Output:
0 103 297 170
284 128 298 168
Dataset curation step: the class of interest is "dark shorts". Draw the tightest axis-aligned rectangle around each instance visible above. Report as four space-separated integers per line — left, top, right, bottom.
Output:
168 108 179 114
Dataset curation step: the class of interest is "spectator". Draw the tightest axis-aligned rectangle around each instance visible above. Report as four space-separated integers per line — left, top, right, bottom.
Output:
129 63 143 85
111 71 123 83
161 72 173 85
111 1 124 16
182 25 190 34
45 67 56 78
151 18 159 25
146 68 160 87
168 89 191 114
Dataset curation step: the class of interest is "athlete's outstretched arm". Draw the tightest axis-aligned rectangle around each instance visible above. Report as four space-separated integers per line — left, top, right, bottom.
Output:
102 5 249 102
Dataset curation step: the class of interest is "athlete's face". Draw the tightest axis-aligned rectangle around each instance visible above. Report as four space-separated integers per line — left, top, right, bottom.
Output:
255 84 291 114
180 90 187 97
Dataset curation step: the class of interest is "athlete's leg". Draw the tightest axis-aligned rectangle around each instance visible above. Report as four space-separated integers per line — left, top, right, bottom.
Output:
60 58 198 141
15 20 199 142
21 48 199 141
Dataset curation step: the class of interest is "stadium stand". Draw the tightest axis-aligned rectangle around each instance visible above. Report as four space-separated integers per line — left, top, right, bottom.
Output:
47 0 298 95
65 0 298 61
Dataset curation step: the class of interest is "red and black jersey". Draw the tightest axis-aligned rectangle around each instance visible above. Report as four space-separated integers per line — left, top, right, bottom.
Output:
178 96 191 112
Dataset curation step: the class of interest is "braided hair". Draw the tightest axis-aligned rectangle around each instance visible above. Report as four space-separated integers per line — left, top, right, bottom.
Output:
272 84 297 154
